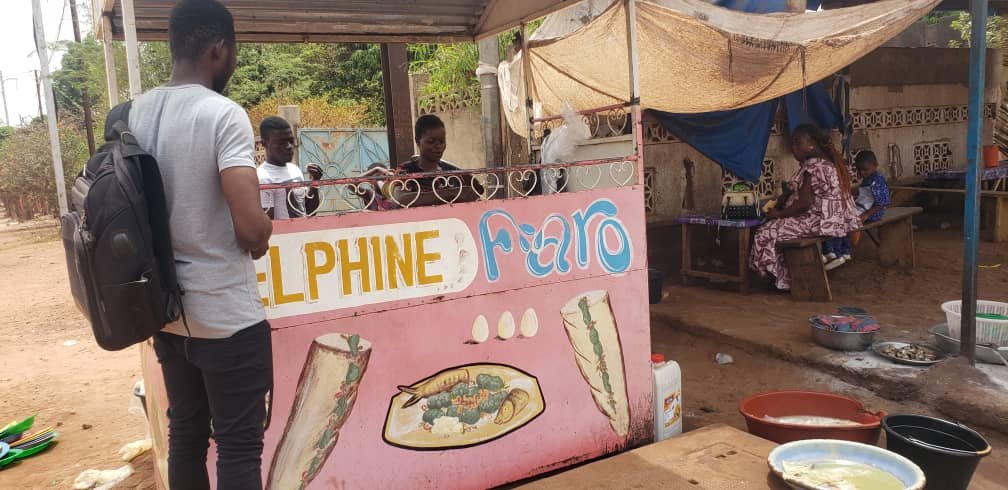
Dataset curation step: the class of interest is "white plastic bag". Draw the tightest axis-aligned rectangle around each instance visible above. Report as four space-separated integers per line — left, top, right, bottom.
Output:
74 465 134 490
540 105 591 194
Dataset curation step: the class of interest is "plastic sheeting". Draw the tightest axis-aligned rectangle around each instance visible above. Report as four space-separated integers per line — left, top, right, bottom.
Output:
648 83 842 181
499 0 941 136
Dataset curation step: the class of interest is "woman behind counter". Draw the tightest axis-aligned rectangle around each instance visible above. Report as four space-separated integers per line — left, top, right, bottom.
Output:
750 124 860 291
391 115 484 207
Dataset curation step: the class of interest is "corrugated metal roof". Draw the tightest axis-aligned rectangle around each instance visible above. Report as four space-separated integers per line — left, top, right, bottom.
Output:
97 0 578 43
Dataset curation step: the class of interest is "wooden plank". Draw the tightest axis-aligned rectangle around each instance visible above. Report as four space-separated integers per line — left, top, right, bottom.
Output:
782 240 831 302
381 44 414 168
982 195 1008 242
739 227 751 294
877 216 915 267
890 186 1008 197
859 207 923 232
520 424 787 490
779 238 821 249
680 223 692 286
682 269 745 283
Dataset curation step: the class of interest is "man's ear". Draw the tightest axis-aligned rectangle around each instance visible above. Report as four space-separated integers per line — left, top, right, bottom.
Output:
209 39 227 62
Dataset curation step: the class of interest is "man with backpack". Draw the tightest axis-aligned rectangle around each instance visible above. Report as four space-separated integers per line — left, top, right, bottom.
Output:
127 1 273 488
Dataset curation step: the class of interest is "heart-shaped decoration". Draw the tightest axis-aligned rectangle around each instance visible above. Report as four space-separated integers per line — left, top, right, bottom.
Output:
342 182 377 211
574 165 602 190
432 175 465 204
468 174 489 201
482 172 503 200
609 160 636 187
542 167 568 194
508 169 538 197
386 178 421 208
605 109 628 136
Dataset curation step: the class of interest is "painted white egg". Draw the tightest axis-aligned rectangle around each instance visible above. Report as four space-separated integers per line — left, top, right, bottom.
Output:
520 308 539 338
471 315 490 343
497 311 516 339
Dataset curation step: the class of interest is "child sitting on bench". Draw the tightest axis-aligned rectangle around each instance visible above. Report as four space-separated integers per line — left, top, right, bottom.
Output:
823 150 891 270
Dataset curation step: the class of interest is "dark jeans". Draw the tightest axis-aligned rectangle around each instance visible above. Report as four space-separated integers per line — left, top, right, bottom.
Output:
153 321 273 490
824 237 852 256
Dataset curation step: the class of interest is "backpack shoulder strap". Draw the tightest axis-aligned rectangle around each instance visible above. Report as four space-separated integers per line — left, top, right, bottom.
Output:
103 101 133 142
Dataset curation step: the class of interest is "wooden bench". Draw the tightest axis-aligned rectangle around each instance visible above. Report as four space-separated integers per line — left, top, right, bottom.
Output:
779 206 923 302
891 185 1008 243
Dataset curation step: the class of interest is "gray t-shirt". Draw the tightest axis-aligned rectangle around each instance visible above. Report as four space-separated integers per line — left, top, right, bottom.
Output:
130 84 265 339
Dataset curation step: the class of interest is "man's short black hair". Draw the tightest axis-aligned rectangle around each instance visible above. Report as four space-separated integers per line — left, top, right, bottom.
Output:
854 150 878 168
259 116 292 141
168 0 236 61
414 115 445 142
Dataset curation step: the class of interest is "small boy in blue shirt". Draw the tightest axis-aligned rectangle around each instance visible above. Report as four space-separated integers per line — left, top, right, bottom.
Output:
824 150 890 270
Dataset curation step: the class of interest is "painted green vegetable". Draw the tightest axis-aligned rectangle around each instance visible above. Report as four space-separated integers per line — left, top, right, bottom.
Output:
423 408 445 425
460 409 481 425
579 297 617 412
426 392 451 410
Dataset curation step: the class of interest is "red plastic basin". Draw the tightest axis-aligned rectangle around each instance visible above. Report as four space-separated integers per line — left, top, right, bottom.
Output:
739 390 886 444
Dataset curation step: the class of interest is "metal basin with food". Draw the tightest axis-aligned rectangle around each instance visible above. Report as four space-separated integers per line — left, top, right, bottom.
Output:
809 322 876 351
769 439 925 490
930 323 1008 366
873 342 945 366
739 391 885 444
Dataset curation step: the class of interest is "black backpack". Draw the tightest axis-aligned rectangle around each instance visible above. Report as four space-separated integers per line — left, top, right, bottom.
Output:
60 101 183 351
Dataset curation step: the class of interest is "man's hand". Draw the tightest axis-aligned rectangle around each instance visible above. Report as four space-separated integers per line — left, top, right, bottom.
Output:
251 244 269 260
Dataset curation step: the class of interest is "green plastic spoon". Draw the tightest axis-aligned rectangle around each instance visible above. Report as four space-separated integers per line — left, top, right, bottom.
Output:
0 439 55 468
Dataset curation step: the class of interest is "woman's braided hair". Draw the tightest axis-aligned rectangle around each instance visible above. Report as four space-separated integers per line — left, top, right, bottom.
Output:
794 123 851 195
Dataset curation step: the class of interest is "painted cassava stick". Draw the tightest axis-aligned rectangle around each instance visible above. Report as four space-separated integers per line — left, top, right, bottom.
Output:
266 333 372 490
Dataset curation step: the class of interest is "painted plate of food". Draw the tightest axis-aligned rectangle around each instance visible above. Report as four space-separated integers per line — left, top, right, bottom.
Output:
382 363 545 449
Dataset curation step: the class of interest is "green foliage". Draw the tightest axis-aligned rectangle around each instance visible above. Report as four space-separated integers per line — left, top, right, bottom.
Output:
140 42 172 91
408 19 543 97
949 12 1008 48
0 118 88 219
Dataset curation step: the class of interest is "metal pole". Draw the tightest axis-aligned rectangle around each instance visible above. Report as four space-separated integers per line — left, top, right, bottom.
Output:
625 0 643 182
521 22 534 165
32 0 69 215
101 15 120 107
0 71 9 126
121 0 142 98
961 0 988 365
70 0 96 155
478 37 503 168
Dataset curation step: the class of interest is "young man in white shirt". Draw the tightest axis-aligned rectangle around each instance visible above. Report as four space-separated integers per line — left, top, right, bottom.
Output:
128 1 273 488
257 116 307 219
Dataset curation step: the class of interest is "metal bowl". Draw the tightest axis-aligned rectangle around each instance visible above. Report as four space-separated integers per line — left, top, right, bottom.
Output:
929 323 1008 366
872 341 945 366
809 322 875 351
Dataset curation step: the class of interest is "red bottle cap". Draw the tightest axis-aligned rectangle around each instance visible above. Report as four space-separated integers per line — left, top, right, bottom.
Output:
651 353 665 364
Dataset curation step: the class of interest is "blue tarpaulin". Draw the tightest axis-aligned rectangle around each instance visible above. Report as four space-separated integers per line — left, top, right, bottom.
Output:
647 104 778 183
783 84 842 136
649 86 841 182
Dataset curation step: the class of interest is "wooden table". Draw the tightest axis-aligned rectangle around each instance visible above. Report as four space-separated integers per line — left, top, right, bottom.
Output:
926 163 1008 191
677 216 762 294
891 186 1008 242
520 425 787 489
519 424 1004 490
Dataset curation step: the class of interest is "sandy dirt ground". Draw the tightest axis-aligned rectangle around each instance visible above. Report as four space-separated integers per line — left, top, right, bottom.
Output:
0 217 154 489
0 215 1004 489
